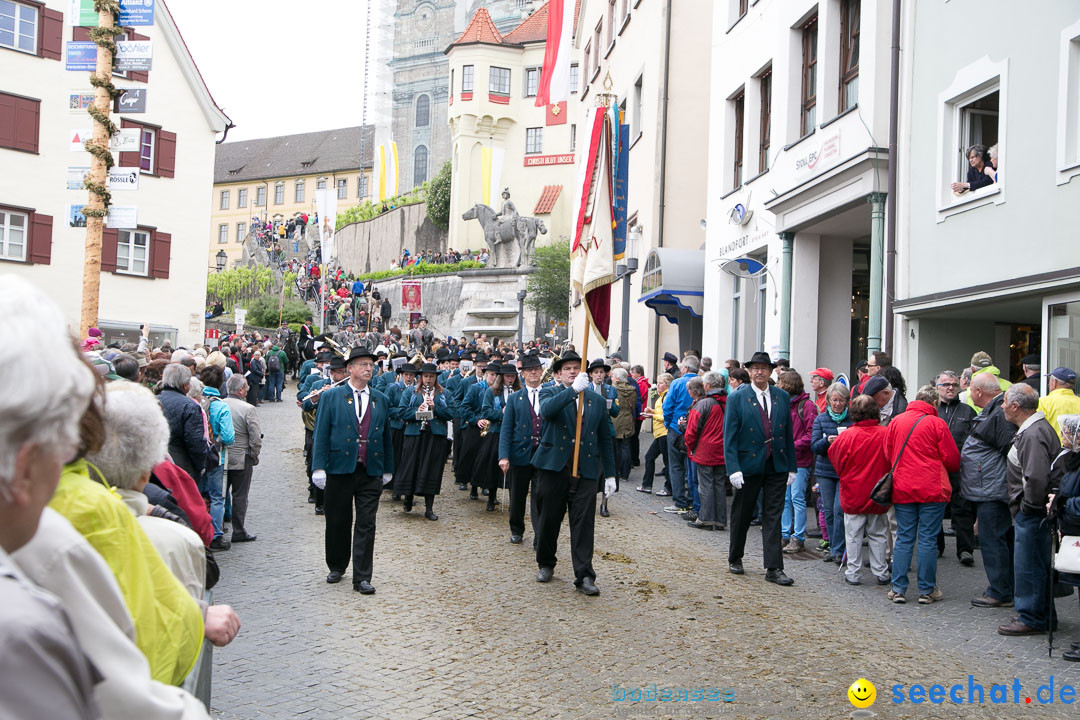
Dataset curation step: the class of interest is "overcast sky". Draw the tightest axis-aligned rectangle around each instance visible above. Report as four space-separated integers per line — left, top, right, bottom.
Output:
169 0 395 141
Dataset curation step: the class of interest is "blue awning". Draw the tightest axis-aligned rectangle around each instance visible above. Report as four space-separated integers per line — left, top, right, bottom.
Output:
638 248 705 324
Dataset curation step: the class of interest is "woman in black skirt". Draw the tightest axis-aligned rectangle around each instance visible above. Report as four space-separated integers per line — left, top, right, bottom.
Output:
476 362 521 511
395 363 453 520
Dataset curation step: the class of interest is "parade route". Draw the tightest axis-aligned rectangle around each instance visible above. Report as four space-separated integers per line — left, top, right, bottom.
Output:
211 389 1080 719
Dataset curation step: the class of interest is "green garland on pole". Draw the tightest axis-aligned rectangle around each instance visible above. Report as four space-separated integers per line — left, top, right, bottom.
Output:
81 0 123 218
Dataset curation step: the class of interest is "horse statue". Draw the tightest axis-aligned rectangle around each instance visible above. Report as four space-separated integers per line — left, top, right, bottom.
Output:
462 202 546 268
514 217 546 268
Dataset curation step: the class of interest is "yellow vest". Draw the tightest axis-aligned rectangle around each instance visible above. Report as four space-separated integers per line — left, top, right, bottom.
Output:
49 461 204 685
1039 387 1080 442
652 391 668 437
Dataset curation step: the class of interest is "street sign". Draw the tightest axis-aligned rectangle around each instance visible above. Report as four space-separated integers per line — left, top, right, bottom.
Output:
65 41 97 71
72 0 156 27
188 312 202 334
108 167 140 191
115 88 147 113
106 206 137 229
115 40 152 72
234 309 247 328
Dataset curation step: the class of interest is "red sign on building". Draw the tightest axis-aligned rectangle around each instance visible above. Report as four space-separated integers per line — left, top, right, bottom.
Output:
524 154 575 167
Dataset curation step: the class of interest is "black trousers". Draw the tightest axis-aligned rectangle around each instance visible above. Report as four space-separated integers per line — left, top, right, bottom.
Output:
630 419 642 466
535 467 597 583
228 458 254 537
325 464 382 583
304 428 324 507
507 464 540 539
641 435 668 489
451 419 462 471
942 471 976 556
727 464 786 570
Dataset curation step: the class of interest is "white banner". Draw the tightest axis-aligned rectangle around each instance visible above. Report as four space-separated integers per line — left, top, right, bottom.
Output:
108 167 140 191
106 206 137 229
486 147 506 209
314 189 338 263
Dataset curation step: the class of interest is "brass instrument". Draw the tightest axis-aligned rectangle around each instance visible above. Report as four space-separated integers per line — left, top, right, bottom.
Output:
540 352 561 384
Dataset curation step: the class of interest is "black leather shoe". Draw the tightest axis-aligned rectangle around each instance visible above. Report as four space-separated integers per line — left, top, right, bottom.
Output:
209 537 231 551
765 569 794 586
469 490 479 500
971 594 1013 608
510 534 523 544
354 580 375 594
403 499 413 512
577 577 600 596
486 502 496 512
729 562 744 575
308 492 316 504
1065 648 1080 662
536 566 554 583
424 510 438 521
231 533 257 543
315 505 325 515
326 571 343 584
599 502 610 517
457 483 468 491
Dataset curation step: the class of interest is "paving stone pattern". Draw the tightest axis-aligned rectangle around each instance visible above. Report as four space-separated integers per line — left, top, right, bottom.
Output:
211 390 1080 719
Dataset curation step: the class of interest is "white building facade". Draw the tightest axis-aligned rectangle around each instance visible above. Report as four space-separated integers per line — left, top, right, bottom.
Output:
893 0 1080 388
0 0 229 347
704 0 892 377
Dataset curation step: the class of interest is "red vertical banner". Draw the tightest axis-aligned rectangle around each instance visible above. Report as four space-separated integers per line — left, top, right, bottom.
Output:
401 281 422 313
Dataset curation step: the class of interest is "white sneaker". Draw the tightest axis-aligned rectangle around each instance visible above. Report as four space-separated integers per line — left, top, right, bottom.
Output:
663 505 688 514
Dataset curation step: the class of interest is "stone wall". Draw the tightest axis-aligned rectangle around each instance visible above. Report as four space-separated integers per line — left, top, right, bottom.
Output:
367 268 544 342
334 204 447 276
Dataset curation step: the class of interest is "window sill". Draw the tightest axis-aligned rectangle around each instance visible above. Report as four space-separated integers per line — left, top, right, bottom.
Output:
591 66 601 83
743 167 770 186
115 270 151 279
618 14 631 36
820 103 858 129
581 85 590 102
604 41 616 60
782 128 816 152
0 256 28 264
629 132 643 151
727 13 747 34
1057 159 1080 186
936 184 1003 222
1 44 39 58
634 0 643 7
720 185 743 200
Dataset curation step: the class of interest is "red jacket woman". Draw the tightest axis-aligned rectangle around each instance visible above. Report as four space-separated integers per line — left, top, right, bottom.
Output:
685 389 725 466
885 400 961 504
828 419 890 515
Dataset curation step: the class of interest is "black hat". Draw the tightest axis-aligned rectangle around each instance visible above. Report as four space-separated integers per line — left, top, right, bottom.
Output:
486 362 501 374
344 320 355 327
398 363 419 375
744 351 776 369
520 354 543 370
346 347 377 363
419 362 439 374
587 358 611 373
315 350 334 363
663 352 679 365
474 353 490 364
435 347 449 361
552 351 582 372
499 363 519 375
610 352 623 361
328 356 347 370
1020 354 1040 367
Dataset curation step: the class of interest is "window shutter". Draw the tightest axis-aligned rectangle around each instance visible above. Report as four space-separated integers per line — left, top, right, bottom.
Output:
72 26 91 42
157 130 176 178
41 9 64 60
13 96 40 153
101 228 119 272
118 118 140 167
128 30 149 83
150 230 171 279
29 212 53 265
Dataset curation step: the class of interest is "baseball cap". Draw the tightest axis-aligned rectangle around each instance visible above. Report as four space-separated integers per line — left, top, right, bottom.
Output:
1048 367 1077 384
811 367 834 382
863 376 890 396
970 351 993 369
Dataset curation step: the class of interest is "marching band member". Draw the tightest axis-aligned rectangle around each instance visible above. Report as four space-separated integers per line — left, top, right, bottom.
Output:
499 353 545 545
395 363 453 520
477 363 521 511
455 353 490 495
298 350 334 508
384 362 418 495
300 354 348 514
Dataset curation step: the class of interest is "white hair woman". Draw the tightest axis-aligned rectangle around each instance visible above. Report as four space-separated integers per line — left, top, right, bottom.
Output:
88 382 206 599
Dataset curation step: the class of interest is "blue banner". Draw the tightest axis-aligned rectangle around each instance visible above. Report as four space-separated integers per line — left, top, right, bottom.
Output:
119 0 156 26
66 41 97 71
613 123 629 261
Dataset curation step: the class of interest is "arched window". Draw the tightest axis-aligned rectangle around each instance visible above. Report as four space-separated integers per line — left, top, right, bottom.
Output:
415 94 430 128
414 145 429 184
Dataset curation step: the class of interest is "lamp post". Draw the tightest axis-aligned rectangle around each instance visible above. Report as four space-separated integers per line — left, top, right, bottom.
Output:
617 224 641 359
215 249 227 273
516 288 527 349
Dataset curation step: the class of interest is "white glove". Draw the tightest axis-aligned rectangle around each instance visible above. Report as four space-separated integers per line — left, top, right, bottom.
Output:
604 477 617 498
729 472 744 490
312 469 327 490
787 472 797 486
572 373 590 394
382 473 393 486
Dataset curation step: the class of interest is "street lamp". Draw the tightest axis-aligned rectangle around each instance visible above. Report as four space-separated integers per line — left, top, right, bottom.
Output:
516 288 528 348
215 250 227 272
618 224 641 358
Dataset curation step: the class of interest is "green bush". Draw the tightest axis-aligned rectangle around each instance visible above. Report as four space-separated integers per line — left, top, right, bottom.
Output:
336 183 430 230
354 260 485 282
244 296 312 328
426 161 452 231
526 239 570 325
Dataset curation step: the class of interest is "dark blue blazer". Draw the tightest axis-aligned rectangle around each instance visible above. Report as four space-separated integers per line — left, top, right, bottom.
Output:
384 381 411 429
722 384 797 476
499 387 544 467
480 387 514 434
311 384 395 477
531 385 616 480
462 380 489 425
398 388 453 436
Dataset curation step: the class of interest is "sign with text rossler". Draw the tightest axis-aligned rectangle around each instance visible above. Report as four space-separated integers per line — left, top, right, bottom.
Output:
108 167 140 191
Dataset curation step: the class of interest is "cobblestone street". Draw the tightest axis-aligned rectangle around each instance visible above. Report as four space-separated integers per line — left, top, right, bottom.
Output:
210 390 1080 719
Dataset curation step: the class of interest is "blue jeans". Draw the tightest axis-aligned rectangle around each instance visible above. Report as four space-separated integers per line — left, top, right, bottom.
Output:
782 466 810 541
667 435 690 509
269 371 284 401
1014 510 1056 631
688 461 700 514
892 502 946 596
817 476 845 559
975 500 1014 602
204 464 226 539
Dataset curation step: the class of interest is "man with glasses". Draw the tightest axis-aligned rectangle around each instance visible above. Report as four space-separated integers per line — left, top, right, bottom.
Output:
936 371 977 565
856 351 890 395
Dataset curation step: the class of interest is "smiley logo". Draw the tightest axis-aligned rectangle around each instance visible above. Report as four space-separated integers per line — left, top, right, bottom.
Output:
848 678 876 708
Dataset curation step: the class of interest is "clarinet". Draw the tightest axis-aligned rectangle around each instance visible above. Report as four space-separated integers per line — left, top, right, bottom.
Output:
417 385 435 432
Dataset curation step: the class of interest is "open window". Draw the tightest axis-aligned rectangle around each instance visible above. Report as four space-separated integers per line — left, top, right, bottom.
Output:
956 89 998 186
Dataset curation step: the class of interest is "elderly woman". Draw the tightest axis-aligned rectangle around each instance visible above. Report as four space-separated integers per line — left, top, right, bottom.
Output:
609 367 639 516
811 382 854 564
950 143 995 194
1051 414 1080 662
157 363 207 483
778 370 819 553
88 382 206 599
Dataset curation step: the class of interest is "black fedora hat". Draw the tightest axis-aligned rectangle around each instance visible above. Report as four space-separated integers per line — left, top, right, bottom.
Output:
328 356 347 370
587 358 611 374
485 362 502 374
398 363 419 375
419 362 439 374
435 347 449 361
499 362 519 375
346 347 377 363
474 353 490 364
520 354 543 370
315 350 335 363
744 351 776 368
552 350 582 372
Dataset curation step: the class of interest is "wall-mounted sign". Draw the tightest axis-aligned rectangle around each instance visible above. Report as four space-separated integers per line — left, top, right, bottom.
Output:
717 227 772 259
793 129 841 180
108 167 140 191
65 41 97 71
115 40 152 72
107 206 138 229
67 166 91 190
115 88 147 113
524 153 575 167
67 204 87 228
69 128 140 153
72 0 156 27
68 90 96 112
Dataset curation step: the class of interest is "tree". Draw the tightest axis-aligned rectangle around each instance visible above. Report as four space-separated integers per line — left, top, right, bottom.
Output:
426 161 452 231
526 238 571 326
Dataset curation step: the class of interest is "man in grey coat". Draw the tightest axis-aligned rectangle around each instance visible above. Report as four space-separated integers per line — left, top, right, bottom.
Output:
224 375 262 543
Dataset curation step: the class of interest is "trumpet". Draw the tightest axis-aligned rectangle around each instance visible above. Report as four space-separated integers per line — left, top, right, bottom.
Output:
540 352 560 384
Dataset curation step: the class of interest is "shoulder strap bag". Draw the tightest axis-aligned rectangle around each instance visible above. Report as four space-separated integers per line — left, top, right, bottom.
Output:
870 416 926 505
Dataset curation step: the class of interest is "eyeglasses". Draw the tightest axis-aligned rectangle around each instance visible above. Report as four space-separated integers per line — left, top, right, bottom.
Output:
866 363 879 368
937 382 960 388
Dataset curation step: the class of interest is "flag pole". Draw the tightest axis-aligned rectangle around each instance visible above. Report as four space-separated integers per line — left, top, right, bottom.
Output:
571 313 590 478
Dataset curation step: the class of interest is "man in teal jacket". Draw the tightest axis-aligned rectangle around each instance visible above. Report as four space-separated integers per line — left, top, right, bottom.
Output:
311 347 395 594
531 351 616 596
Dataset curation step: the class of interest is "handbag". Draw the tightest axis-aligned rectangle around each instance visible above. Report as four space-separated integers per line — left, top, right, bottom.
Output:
870 416 926 505
1056 535 1080 574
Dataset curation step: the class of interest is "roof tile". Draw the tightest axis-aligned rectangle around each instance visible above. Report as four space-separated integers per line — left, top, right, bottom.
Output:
453 7 504 46
534 184 563 214
214 126 374 184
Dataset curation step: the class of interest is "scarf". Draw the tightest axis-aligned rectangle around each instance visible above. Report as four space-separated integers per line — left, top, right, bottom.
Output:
827 407 848 423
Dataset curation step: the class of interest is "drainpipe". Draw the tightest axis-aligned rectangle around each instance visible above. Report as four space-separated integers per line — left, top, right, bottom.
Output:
778 232 794 360
867 192 887 354
884 0 901 354
651 0 673 378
